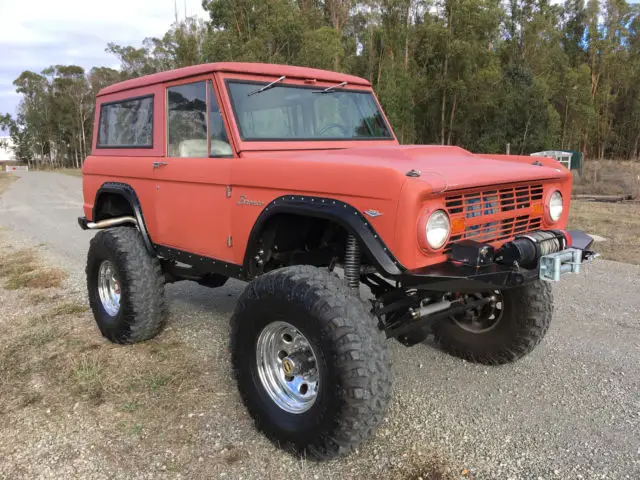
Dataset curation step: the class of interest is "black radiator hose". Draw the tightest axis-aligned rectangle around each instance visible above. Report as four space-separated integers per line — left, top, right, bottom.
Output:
496 230 567 269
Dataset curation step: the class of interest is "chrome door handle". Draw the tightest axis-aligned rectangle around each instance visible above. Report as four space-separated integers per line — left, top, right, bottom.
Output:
153 161 168 168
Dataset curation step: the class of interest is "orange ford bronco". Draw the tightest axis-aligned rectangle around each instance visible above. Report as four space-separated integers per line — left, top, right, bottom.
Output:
78 62 597 459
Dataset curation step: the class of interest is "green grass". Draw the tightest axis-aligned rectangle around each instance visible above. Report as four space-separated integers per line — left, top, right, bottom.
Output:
130 424 143 435
147 374 172 391
122 400 140 412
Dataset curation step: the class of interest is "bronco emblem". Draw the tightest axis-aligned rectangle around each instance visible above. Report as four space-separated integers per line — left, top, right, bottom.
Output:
236 195 264 206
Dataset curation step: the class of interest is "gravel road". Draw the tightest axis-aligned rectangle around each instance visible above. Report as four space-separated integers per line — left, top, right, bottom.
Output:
1 171 639 479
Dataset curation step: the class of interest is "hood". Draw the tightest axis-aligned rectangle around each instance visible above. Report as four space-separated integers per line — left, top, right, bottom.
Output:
246 145 568 193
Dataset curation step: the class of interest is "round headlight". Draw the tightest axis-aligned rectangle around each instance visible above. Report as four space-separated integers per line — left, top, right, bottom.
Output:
425 210 451 250
549 191 563 222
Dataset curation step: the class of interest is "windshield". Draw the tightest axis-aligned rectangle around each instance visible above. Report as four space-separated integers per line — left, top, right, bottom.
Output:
226 80 393 141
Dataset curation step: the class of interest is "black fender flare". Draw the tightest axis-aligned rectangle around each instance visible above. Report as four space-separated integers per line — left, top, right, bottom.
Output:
93 182 155 255
243 195 404 277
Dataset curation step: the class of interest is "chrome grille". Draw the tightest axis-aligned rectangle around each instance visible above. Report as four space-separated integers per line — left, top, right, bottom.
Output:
445 183 544 250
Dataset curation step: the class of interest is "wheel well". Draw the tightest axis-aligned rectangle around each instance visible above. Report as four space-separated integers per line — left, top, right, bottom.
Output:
94 193 135 221
246 213 372 276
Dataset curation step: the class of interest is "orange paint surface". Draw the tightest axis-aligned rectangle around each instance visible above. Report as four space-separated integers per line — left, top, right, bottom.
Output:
82 63 572 271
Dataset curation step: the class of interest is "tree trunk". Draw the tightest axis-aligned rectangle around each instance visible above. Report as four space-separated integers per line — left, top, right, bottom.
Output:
49 140 54 166
561 98 569 150
447 91 457 145
377 46 384 87
80 109 87 160
441 2 452 145
404 1 410 70
368 25 375 83
520 114 532 154
440 56 448 145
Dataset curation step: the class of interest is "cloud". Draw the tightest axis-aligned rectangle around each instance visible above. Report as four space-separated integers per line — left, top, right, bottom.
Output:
0 0 208 116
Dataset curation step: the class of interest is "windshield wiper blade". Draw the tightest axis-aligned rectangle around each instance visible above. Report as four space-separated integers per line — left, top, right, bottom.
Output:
248 76 286 96
313 81 348 94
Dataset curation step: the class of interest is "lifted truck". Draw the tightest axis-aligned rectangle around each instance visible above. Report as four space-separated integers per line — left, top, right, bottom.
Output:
78 62 596 460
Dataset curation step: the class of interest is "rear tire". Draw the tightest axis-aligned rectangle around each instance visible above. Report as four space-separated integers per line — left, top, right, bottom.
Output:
86 227 166 344
230 265 391 460
434 281 553 365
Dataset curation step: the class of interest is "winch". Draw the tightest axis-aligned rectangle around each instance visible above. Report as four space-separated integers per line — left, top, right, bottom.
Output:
496 230 568 269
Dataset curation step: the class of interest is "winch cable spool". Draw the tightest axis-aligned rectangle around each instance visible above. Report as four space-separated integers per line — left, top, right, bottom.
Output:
497 230 567 269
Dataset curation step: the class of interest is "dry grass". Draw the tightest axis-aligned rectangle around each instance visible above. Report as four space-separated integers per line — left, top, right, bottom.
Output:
572 159 640 197
0 173 17 195
57 168 83 178
0 235 213 449
568 200 640 265
391 456 457 480
0 250 211 426
27 291 62 304
0 248 66 289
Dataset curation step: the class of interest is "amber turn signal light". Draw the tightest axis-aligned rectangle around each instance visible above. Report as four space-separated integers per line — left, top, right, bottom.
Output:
451 216 466 234
531 203 544 217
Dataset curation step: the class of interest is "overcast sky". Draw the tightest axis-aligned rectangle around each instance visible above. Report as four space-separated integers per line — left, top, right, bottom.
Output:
2 0 638 121
0 0 208 118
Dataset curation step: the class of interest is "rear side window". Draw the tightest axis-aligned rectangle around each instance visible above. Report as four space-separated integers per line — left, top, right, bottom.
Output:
97 95 154 148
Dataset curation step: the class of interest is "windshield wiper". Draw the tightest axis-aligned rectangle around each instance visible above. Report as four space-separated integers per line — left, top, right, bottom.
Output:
313 81 348 94
248 76 286 96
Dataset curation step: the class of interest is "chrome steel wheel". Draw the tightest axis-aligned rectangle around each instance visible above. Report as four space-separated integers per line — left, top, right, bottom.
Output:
256 321 319 414
452 291 504 333
98 260 121 316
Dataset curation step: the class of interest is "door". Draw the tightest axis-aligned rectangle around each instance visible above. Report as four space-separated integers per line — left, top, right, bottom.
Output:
153 78 234 262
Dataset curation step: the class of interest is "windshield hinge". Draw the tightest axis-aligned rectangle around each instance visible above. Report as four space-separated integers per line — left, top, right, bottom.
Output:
227 235 233 247
226 185 232 198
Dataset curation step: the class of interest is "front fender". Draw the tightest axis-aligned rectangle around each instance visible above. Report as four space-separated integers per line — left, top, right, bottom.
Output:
243 195 404 277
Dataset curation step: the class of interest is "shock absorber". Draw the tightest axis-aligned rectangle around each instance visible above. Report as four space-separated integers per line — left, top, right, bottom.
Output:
344 234 361 290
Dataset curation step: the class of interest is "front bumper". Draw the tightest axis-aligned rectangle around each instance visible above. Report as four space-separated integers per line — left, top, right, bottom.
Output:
398 230 597 292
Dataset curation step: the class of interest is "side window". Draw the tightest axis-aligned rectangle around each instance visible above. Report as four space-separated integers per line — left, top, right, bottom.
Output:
208 81 232 157
97 95 153 148
167 80 233 158
167 82 207 158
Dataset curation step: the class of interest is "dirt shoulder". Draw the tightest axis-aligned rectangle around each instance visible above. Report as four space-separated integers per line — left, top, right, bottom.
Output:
0 233 455 479
0 173 17 195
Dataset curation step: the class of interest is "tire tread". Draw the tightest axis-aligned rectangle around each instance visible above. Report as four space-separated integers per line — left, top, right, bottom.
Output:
230 265 391 460
86 227 166 344
434 281 553 365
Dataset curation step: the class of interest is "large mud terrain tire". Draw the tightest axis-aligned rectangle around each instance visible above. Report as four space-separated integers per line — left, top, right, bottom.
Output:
86 227 166 344
231 266 391 460
434 281 553 365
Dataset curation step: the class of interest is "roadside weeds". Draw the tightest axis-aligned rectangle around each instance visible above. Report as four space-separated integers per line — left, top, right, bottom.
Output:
568 200 640 265
0 232 465 479
0 173 17 195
